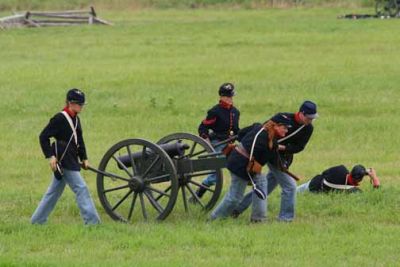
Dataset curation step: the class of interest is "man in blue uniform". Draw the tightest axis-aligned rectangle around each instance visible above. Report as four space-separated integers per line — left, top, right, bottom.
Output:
31 88 100 225
233 100 318 222
210 113 292 222
297 165 380 193
194 83 240 199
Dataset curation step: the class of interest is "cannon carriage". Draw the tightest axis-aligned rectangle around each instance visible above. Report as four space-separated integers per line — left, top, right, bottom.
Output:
90 133 229 222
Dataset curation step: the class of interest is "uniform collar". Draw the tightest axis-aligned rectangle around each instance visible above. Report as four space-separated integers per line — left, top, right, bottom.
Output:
347 174 359 186
294 112 303 124
63 106 77 118
219 99 233 109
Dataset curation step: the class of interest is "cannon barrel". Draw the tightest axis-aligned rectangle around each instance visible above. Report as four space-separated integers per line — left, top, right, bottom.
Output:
117 141 189 169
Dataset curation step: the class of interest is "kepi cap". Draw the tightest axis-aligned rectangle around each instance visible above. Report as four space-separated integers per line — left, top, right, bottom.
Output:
299 100 318 119
66 88 86 105
270 113 292 127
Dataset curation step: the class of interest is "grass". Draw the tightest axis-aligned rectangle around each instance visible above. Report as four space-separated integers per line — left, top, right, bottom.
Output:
1 7 400 266
0 1 376 11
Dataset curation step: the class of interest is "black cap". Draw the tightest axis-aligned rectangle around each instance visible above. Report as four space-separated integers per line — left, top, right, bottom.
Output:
299 100 318 119
270 113 292 127
218 83 235 97
66 88 85 105
351 164 367 181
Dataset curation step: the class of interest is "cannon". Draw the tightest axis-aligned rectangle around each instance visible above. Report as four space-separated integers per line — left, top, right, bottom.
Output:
89 133 231 222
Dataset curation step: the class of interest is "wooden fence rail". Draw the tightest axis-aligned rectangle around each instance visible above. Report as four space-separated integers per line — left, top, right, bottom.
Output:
0 6 111 29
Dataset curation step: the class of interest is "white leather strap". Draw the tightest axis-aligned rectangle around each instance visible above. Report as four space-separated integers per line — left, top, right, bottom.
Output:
61 111 78 145
323 179 355 190
246 127 265 182
249 127 265 161
278 125 305 144
57 111 78 162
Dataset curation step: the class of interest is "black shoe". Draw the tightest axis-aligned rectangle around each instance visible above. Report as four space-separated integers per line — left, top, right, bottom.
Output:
189 185 209 204
250 218 265 223
196 185 208 198
231 209 241 219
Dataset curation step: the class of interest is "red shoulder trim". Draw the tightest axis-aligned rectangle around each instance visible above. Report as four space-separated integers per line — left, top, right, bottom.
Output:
202 117 217 125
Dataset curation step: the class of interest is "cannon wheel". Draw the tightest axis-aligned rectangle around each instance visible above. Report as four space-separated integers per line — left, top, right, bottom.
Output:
157 133 223 211
96 138 179 222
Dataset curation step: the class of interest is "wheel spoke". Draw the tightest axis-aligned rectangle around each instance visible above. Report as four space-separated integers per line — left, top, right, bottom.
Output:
111 189 133 211
189 149 207 158
88 166 131 182
188 141 197 157
141 146 147 160
112 155 133 178
103 184 130 193
144 174 171 183
155 185 171 201
144 191 164 214
181 185 188 212
187 170 216 178
147 186 171 198
128 192 138 221
141 155 161 178
126 145 139 175
188 180 215 193
186 184 205 208
139 193 148 220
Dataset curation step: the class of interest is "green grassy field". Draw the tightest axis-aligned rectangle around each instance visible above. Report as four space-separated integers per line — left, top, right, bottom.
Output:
0 0 376 11
1 7 400 266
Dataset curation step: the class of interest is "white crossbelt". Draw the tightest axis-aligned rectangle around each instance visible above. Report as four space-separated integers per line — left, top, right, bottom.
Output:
278 124 305 143
61 111 78 145
55 111 78 163
322 179 355 190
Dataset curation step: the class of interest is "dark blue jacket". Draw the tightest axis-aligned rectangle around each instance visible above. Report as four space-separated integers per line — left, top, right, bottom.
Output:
309 165 355 192
276 112 313 168
198 100 240 141
227 123 278 180
39 112 87 171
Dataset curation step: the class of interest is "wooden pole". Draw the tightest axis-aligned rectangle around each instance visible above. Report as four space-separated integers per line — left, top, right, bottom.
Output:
27 10 89 15
29 14 91 19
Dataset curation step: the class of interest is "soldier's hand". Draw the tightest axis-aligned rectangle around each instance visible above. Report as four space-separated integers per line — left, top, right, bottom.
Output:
367 168 380 188
369 168 377 177
82 160 89 170
49 156 57 171
278 145 286 151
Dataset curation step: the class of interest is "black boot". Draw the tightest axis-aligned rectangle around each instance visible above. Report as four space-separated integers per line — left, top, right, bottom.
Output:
189 184 209 203
196 185 208 198
231 209 241 219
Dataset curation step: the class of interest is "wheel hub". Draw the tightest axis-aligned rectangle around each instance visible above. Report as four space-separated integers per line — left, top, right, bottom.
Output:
130 177 145 192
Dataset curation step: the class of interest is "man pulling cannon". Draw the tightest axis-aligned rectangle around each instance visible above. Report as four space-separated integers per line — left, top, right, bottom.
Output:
232 100 318 222
31 88 100 225
194 83 240 199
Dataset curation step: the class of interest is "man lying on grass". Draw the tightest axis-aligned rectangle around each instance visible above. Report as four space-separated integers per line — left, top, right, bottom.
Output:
296 164 380 193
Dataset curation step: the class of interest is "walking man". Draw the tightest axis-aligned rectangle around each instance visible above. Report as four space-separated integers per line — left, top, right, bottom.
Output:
31 88 100 225
233 100 318 222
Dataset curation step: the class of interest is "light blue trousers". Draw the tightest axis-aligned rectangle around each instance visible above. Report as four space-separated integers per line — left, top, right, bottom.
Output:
31 169 100 225
210 172 268 221
235 164 297 221
296 181 311 193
